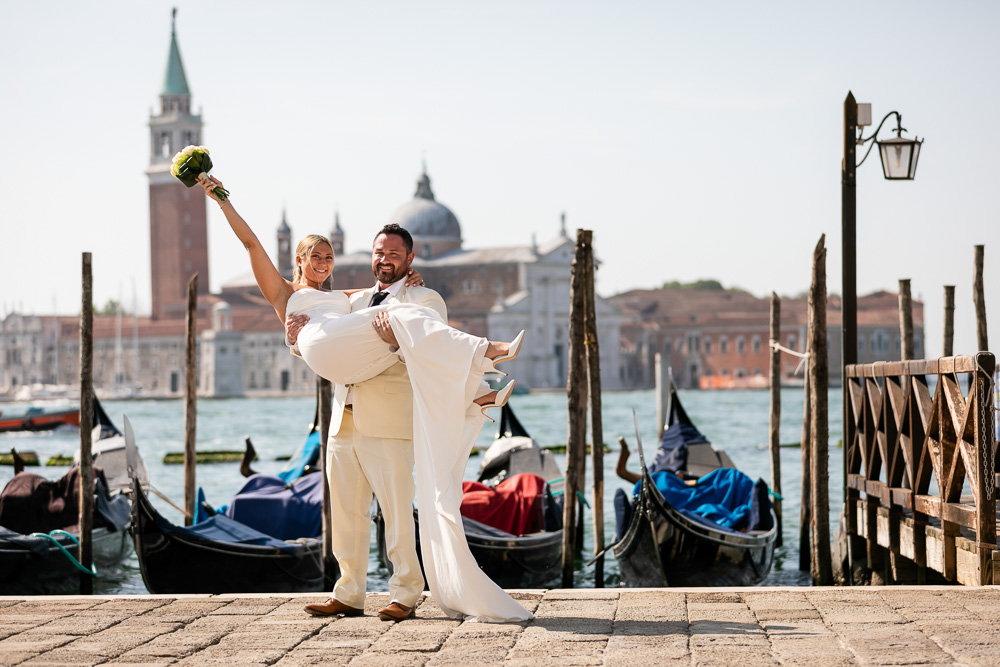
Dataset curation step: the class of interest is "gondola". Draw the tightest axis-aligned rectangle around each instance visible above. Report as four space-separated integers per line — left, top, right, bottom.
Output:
611 383 777 587
125 416 326 594
0 404 80 433
376 402 569 589
0 395 134 595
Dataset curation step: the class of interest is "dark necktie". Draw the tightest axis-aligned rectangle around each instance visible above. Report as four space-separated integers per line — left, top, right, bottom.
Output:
371 291 390 306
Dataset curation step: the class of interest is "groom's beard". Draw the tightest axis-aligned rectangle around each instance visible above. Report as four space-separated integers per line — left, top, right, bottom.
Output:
373 264 407 286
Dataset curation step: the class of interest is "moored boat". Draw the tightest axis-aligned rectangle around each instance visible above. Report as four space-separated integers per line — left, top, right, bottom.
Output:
0 405 80 433
611 383 777 587
0 395 134 595
125 416 326 594
376 403 569 589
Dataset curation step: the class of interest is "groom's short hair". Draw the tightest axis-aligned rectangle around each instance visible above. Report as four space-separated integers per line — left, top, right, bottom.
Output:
376 224 413 254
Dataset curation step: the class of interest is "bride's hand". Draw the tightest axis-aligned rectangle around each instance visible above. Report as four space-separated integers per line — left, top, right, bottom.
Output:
372 312 399 349
404 268 425 287
198 175 225 203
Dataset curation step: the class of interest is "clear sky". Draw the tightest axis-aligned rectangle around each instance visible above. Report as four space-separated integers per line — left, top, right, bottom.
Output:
1 1 997 357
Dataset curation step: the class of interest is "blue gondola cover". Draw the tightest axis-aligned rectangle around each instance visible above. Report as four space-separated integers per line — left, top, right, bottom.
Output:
223 473 324 541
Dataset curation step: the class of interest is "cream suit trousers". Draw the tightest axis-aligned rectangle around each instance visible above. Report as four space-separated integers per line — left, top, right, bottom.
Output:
326 408 423 609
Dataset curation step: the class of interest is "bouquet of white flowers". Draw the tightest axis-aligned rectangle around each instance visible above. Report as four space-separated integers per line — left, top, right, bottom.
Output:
169 145 229 202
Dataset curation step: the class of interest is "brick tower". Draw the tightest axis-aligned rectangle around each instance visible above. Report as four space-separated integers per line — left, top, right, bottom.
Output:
146 9 210 320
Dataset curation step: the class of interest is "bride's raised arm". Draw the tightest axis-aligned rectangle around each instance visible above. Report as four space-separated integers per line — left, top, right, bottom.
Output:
199 176 294 320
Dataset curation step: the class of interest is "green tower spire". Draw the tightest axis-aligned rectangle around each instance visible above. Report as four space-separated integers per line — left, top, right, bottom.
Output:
162 8 191 96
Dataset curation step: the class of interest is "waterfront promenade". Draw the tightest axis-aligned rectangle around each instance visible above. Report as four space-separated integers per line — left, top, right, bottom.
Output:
3 587 1000 665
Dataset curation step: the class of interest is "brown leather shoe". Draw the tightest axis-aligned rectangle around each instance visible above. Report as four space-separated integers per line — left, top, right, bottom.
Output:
377 601 415 622
304 598 364 617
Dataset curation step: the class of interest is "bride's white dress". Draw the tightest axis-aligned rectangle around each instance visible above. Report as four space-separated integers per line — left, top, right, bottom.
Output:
287 288 532 623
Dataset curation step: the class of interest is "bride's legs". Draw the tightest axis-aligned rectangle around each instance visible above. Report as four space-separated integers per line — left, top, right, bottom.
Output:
484 330 525 362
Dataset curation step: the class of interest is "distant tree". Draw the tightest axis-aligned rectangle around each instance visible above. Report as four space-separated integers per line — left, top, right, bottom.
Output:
660 278 726 291
96 299 123 315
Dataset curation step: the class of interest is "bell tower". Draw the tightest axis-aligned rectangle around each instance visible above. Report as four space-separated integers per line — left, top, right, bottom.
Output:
146 9 210 320
277 210 292 280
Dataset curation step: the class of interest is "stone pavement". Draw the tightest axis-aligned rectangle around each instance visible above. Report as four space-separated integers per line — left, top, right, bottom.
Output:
3 586 1000 666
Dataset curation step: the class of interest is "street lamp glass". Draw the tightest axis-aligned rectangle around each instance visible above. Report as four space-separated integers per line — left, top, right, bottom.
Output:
877 136 922 180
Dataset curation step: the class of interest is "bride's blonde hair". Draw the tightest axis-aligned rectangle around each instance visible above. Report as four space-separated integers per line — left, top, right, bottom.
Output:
292 234 334 286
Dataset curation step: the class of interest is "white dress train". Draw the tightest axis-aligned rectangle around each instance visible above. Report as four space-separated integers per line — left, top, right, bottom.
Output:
287 288 533 622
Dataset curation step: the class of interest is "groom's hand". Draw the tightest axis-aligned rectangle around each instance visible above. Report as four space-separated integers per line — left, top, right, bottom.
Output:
286 313 309 346
372 312 399 351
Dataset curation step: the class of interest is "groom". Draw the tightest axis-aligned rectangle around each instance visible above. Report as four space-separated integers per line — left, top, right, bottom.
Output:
303 223 443 622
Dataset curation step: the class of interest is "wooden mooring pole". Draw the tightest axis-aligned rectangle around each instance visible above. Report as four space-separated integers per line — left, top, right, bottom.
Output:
974 245 988 351
798 347 812 573
655 352 670 438
78 253 94 594
562 229 590 587
583 231 605 587
183 274 198 526
943 285 956 356
898 279 914 361
768 293 782 548
808 235 832 585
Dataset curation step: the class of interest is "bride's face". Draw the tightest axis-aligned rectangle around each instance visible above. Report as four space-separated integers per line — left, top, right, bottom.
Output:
299 242 334 286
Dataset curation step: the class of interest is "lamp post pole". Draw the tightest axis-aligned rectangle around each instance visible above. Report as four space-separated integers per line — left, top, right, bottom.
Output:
841 91 858 584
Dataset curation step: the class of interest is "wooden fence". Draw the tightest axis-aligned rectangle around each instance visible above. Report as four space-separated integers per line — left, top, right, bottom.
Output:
844 353 997 585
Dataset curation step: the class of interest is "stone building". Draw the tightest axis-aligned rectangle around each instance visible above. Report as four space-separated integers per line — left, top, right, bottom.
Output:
613 288 924 389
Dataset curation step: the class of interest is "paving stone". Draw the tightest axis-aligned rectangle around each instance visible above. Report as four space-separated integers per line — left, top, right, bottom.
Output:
0 633 77 652
172 647 287 665
18 649 109 666
103 657 177 666
425 644 513 664
92 598 172 614
0 650 39 665
29 611 133 636
208 597 285 615
64 629 173 657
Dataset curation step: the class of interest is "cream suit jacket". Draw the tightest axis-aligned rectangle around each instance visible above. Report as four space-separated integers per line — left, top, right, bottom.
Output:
329 283 447 439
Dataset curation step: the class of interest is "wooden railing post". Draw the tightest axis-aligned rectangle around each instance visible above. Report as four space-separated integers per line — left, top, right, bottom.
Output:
974 352 996 584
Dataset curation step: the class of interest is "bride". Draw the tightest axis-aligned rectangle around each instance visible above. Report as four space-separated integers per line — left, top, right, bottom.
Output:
199 176 533 622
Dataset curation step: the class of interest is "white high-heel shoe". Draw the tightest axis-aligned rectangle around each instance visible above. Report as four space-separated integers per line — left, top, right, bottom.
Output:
488 330 525 376
476 381 516 423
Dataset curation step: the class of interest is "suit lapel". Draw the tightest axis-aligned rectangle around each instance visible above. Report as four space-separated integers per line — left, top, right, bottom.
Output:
350 287 377 311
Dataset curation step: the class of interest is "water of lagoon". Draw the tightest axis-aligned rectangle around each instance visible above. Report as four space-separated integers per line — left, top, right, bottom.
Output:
0 387 841 593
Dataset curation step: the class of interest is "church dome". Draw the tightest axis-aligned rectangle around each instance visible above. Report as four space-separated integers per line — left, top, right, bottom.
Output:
388 171 462 240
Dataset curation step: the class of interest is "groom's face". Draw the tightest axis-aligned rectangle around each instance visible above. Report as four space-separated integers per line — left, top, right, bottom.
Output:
371 233 414 287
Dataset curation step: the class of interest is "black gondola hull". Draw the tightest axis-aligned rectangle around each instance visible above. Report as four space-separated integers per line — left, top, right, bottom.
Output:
0 527 131 595
130 479 326 594
612 473 776 587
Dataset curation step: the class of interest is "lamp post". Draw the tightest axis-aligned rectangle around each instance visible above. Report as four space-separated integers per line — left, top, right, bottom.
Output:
841 90 923 583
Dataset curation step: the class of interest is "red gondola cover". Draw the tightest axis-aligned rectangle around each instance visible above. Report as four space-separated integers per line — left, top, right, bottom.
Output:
460 473 547 537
